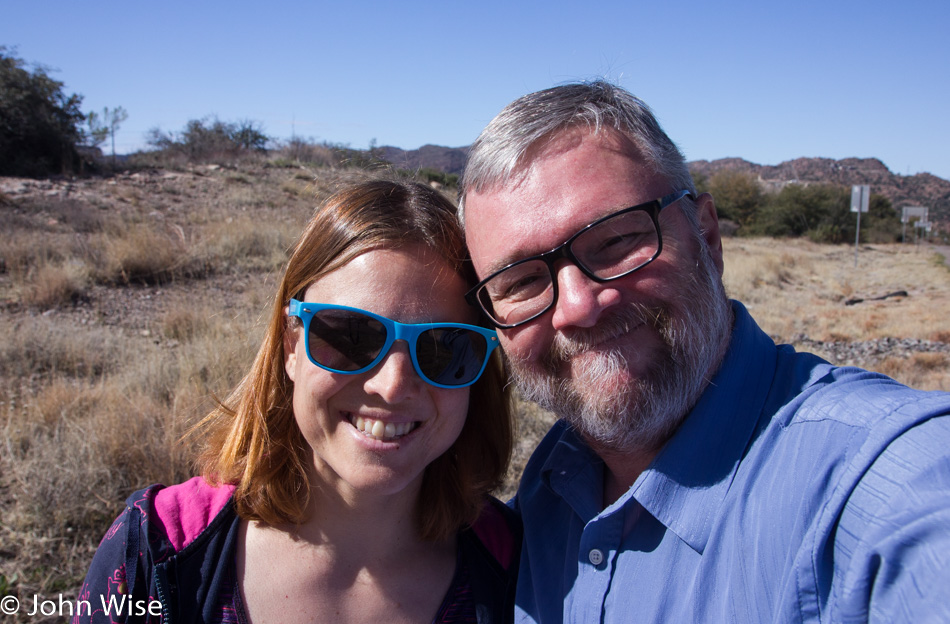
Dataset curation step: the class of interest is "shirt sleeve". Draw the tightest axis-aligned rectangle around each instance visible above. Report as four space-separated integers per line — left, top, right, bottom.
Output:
72 499 158 624
834 414 950 623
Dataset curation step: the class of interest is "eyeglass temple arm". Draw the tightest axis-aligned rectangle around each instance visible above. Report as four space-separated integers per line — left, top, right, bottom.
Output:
660 189 694 208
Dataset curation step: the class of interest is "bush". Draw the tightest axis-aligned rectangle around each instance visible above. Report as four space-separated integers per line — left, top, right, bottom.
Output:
86 224 207 285
707 170 765 227
416 167 460 188
271 137 341 167
147 117 270 163
22 260 89 308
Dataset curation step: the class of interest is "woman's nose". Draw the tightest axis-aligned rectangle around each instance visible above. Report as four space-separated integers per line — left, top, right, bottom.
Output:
362 341 423 402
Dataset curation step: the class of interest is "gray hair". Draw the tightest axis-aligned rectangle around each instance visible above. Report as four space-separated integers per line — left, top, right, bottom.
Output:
458 80 695 227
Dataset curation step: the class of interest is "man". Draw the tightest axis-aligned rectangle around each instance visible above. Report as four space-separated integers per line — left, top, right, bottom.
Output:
459 81 950 623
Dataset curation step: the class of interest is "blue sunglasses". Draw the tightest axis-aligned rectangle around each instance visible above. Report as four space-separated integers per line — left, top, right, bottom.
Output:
288 300 500 389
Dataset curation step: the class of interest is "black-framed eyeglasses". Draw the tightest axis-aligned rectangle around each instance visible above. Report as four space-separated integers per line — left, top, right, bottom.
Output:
466 189 693 329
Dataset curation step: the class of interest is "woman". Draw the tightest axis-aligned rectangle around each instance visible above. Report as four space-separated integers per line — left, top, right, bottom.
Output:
75 180 518 623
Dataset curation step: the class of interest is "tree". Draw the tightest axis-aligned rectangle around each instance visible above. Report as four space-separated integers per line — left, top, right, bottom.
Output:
0 46 85 177
102 106 128 166
85 110 109 148
85 106 127 166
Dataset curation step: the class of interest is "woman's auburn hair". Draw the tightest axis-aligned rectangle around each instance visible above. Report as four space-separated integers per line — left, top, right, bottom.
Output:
193 179 513 542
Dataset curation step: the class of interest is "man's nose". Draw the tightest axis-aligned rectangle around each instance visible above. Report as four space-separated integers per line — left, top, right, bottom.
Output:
549 262 622 331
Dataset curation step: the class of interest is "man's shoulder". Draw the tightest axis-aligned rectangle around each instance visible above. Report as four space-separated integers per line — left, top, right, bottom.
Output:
774 355 950 431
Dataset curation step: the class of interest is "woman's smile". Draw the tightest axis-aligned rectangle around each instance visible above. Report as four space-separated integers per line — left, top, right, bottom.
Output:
346 412 420 442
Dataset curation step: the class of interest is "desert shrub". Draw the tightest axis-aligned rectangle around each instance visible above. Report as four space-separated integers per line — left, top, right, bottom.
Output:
415 167 460 189
146 117 270 164
86 224 208 285
21 260 89 308
271 137 340 167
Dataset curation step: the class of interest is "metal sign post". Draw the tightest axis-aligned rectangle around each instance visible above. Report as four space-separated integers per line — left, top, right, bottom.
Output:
851 185 869 267
901 206 928 245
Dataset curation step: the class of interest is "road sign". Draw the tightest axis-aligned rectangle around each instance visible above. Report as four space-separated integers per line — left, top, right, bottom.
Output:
850 185 870 213
902 205 927 223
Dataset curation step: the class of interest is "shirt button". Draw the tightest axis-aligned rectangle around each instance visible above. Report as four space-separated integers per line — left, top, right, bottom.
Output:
588 549 604 566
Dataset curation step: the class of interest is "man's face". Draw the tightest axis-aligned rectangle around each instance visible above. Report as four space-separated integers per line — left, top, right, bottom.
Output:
464 129 732 454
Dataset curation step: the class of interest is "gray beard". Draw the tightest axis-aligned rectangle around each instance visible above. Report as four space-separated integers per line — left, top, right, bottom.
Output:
509 241 732 455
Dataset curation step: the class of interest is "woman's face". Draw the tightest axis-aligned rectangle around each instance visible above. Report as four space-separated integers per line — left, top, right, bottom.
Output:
284 244 475 502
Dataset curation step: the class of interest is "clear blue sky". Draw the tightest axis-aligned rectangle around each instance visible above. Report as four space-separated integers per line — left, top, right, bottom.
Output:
4 0 949 179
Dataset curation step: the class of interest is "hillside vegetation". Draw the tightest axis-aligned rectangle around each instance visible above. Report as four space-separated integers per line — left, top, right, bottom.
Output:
1 156 949 622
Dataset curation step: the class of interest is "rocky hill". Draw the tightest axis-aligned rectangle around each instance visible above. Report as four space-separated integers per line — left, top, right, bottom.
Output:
378 145 949 230
690 157 949 229
378 144 470 176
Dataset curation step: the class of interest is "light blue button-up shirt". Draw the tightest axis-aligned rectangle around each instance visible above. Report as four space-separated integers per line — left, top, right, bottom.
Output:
514 301 950 623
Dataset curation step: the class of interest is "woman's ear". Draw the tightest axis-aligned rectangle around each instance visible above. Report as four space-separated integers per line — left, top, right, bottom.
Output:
283 311 300 382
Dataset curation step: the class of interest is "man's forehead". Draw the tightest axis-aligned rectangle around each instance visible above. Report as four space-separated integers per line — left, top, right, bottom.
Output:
464 129 659 275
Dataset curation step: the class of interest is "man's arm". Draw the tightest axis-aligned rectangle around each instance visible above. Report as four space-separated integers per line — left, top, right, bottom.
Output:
833 414 950 622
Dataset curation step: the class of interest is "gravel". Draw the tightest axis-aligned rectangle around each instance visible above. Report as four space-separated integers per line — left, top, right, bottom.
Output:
790 334 950 366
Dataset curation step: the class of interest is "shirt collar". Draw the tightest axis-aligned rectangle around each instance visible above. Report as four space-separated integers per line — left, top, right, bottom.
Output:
539 420 606 523
630 300 777 553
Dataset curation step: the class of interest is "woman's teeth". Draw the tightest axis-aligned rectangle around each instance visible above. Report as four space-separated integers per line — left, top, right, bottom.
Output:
351 415 415 441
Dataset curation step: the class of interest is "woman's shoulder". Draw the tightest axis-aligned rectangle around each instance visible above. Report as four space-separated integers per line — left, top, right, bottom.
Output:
132 476 237 552
468 496 522 571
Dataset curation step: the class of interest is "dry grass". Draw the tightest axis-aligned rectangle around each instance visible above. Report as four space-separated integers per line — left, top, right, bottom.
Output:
723 238 950 344
1 164 948 620
877 352 950 390
0 294 269 616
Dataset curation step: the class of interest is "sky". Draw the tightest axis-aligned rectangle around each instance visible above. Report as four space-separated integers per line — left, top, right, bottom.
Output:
3 1 949 180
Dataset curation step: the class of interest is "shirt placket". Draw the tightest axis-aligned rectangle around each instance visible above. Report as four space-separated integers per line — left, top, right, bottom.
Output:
568 505 624 624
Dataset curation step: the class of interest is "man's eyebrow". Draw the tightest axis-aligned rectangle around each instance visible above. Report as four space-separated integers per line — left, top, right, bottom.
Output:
481 244 547 277
480 202 632 276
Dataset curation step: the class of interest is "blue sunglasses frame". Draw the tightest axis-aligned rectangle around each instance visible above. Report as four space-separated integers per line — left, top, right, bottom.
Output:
288 300 500 389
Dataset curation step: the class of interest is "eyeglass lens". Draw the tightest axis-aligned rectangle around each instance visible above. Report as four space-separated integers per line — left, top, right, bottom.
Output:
307 308 489 386
479 208 659 326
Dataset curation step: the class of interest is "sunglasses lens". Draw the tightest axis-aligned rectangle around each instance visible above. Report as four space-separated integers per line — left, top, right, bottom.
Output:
415 328 489 386
308 309 388 371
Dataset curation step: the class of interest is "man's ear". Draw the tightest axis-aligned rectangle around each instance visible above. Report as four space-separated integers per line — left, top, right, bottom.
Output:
283 312 299 382
694 192 724 276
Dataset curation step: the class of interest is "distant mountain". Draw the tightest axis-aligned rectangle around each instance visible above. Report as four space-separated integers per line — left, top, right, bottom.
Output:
378 144 469 176
377 146 948 229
